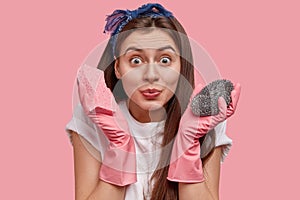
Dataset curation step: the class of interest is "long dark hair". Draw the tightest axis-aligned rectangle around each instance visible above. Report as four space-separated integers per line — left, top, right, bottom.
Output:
97 16 195 200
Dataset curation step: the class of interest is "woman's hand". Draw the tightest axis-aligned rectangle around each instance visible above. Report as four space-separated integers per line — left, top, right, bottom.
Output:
77 65 137 186
167 82 241 182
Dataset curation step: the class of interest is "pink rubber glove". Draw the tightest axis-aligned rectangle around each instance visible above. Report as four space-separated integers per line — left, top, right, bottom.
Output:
77 65 137 186
167 83 241 182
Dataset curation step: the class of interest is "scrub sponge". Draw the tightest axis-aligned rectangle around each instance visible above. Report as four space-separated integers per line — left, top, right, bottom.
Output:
191 79 234 116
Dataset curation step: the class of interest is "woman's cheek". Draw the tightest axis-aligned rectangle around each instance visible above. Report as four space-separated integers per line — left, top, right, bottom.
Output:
161 68 181 93
120 68 144 98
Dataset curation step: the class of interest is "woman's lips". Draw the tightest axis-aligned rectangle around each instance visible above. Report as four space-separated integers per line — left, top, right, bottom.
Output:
140 89 162 98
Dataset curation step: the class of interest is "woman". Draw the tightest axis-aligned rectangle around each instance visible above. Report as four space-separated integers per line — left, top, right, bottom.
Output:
66 3 241 200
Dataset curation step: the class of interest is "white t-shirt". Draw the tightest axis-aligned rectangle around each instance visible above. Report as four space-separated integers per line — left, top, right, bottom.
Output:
65 100 232 199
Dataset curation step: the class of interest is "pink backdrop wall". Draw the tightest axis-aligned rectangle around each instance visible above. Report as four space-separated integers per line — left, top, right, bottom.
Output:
1 0 299 199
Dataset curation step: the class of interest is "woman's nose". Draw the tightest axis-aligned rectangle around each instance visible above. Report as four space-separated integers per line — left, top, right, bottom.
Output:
143 63 159 83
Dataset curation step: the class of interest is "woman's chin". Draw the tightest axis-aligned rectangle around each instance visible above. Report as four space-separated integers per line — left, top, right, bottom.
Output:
136 100 165 111
138 100 165 111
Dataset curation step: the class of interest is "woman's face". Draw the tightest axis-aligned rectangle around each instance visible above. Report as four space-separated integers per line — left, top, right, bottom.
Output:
115 28 181 122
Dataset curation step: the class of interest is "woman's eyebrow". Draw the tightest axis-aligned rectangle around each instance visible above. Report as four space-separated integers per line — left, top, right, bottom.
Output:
157 45 177 53
124 45 177 55
124 47 143 54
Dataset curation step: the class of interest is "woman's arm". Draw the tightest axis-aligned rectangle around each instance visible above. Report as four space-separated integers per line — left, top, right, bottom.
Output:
178 146 222 200
70 131 126 200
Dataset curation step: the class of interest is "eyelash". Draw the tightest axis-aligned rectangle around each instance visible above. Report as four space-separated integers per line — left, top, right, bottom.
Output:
130 57 143 65
160 56 172 64
128 55 173 66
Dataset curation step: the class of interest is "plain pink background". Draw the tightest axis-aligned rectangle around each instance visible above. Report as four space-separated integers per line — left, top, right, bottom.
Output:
1 0 299 199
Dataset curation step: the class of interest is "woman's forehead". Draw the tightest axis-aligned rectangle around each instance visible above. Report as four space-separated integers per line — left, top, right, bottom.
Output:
119 28 179 54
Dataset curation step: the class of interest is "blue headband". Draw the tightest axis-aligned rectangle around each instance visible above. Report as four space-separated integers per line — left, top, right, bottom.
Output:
103 3 174 56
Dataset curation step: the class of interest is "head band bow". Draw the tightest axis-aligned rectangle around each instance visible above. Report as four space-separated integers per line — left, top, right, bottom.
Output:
103 3 174 55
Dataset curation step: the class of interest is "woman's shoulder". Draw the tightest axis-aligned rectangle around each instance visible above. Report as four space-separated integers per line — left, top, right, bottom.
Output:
65 103 109 154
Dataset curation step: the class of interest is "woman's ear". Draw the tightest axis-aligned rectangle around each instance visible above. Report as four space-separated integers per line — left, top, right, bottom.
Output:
114 59 122 79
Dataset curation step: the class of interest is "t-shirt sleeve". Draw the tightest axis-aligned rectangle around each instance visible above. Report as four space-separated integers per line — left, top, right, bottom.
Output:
65 103 108 162
200 120 232 162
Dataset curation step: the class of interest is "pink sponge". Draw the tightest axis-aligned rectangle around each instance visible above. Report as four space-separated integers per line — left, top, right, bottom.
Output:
77 65 117 115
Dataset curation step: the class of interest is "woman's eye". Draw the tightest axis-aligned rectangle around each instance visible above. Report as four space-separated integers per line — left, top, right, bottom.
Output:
130 57 142 65
160 57 171 65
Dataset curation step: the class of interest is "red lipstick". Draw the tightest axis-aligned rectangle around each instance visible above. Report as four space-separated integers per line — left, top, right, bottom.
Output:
141 88 161 99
